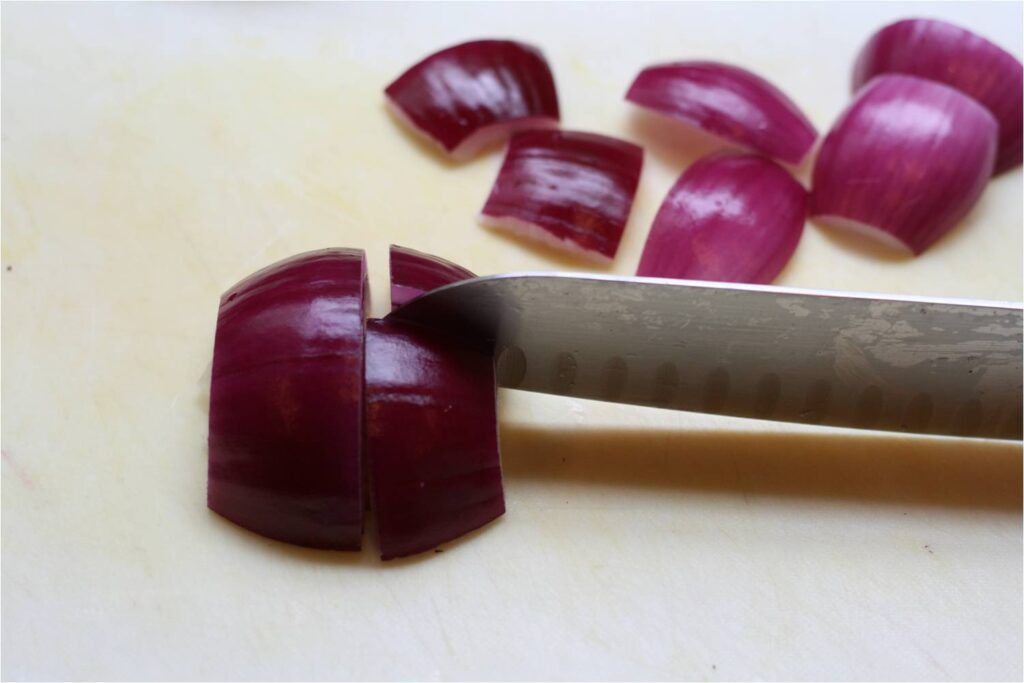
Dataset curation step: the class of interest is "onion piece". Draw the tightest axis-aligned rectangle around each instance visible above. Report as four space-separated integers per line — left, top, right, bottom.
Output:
365 317 503 560
637 153 806 284
390 245 476 311
479 129 643 261
208 249 367 549
625 61 817 165
853 18 1023 174
810 74 997 255
385 40 560 161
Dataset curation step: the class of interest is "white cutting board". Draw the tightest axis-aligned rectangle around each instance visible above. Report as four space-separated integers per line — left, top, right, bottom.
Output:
3 2 1021 680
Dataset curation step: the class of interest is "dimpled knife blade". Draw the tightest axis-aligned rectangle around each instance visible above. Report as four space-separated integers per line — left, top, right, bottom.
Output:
389 273 1023 440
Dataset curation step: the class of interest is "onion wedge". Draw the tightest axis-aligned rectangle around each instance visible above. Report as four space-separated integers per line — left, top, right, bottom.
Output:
385 40 560 161
479 129 643 261
208 249 367 549
637 153 806 284
810 74 997 255
853 18 1023 174
389 245 476 311
625 61 817 165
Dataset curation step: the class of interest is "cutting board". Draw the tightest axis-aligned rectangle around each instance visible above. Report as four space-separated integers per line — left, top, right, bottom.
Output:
3 3 1021 680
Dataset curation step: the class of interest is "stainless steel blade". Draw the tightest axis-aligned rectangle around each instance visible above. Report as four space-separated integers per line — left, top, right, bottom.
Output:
389 273 1023 440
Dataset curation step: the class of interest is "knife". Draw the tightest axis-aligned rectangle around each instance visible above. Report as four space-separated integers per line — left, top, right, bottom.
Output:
390 273 1023 440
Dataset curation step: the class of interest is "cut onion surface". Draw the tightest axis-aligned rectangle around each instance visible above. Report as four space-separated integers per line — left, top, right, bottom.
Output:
365 317 503 560
385 40 560 161
810 74 997 255
853 18 1023 174
208 249 367 549
637 153 806 284
390 245 476 311
479 129 643 261
625 61 817 165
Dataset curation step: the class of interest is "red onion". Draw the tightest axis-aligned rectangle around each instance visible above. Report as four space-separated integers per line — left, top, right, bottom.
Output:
365 318 503 560
625 61 817 165
810 74 997 255
479 129 643 261
390 245 476 311
637 153 806 284
853 18 1023 174
208 249 367 549
385 40 560 161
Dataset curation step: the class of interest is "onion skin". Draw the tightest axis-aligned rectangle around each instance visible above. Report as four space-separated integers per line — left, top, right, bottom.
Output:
853 18 1023 174
810 74 997 255
208 249 367 550
390 245 476 311
637 153 806 284
385 40 560 161
625 61 817 165
365 319 503 560
479 129 643 261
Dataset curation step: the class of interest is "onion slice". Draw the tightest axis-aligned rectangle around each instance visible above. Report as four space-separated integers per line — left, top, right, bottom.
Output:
365 317 503 560
810 74 997 255
625 61 817 165
390 245 476 311
208 249 367 549
853 18 1023 174
385 40 560 161
479 129 643 261
637 153 806 284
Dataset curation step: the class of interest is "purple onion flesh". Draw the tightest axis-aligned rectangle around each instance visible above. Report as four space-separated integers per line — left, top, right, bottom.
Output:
385 40 560 161
390 244 476 311
625 61 817 165
637 153 806 284
208 249 367 549
853 18 1023 174
479 129 643 261
810 74 997 255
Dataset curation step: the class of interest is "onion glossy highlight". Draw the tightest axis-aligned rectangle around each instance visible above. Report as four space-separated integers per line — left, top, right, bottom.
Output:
479 129 643 261
853 18 1023 174
810 74 997 256
385 40 560 161
365 318 503 560
390 245 476 311
208 249 367 550
637 153 806 284
625 61 817 165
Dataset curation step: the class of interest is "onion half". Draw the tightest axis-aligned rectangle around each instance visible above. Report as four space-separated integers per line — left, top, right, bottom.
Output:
637 153 806 284
479 129 643 261
625 61 817 165
208 249 367 549
385 40 560 161
853 18 1023 174
390 245 476 311
810 74 997 255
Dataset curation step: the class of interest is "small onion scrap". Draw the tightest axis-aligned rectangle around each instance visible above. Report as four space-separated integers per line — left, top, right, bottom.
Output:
479 129 644 261
625 61 818 165
637 153 807 284
810 74 997 256
389 245 477 311
208 249 367 550
853 18 1023 174
385 40 560 161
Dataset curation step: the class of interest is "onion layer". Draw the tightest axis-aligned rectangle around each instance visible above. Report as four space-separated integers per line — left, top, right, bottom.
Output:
385 40 560 161
390 245 476 311
365 318 503 560
810 74 997 255
479 129 643 261
637 153 806 284
625 61 817 165
853 18 1023 174
208 249 367 549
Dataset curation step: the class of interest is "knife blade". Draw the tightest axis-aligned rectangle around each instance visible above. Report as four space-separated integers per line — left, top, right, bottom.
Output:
390 273 1023 440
